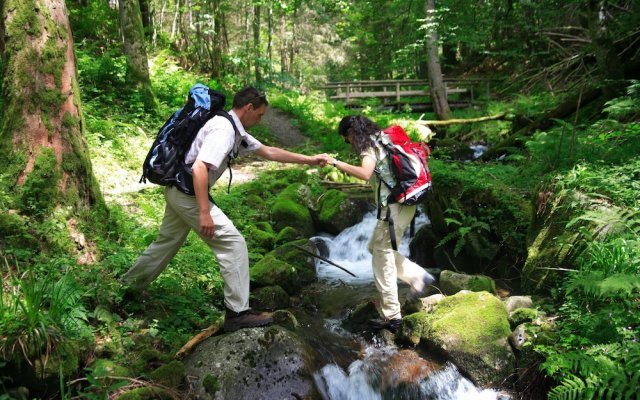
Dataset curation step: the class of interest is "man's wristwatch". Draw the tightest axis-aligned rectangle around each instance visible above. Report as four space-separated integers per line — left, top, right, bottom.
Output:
332 159 338 167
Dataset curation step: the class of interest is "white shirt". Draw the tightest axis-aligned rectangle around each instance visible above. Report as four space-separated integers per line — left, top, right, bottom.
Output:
184 110 262 185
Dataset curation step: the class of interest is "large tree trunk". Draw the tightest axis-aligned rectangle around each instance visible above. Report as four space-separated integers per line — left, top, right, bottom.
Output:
0 0 105 259
119 0 156 110
424 0 451 120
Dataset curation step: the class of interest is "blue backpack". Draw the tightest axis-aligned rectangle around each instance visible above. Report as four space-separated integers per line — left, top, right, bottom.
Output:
140 83 239 195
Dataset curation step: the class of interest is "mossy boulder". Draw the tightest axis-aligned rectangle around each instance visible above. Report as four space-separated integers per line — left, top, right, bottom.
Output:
250 240 317 295
116 387 172 400
439 270 496 295
400 291 515 387
503 296 533 313
247 224 276 251
316 189 370 234
147 360 185 389
342 300 379 332
184 326 321 399
271 183 315 237
251 285 291 310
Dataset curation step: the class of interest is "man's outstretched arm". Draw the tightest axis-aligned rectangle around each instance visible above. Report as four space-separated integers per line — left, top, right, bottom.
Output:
255 145 328 165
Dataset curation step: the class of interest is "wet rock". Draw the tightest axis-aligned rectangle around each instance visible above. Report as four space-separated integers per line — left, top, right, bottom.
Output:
380 349 438 396
342 300 379 332
439 270 497 295
503 295 533 313
401 291 515 387
510 324 527 350
184 326 321 399
273 309 299 331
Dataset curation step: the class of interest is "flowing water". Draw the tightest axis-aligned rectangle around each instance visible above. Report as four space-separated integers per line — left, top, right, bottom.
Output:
306 209 509 400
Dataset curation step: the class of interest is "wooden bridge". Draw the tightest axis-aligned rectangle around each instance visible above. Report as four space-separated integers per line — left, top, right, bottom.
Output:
317 78 489 110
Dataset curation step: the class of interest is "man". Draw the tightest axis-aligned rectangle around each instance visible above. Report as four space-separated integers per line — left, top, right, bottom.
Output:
122 87 326 332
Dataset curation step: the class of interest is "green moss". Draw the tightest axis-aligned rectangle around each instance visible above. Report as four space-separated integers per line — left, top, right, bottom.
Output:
275 226 302 245
318 189 348 222
271 198 314 237
34 88 66 115
509 307 539 327
202 374 220 395
251 242 317 295
429 291 511 352
0 212 38 250
62 112 78 131
250 285 290 310
19 147 61 216
91 359 130 379
40 38 66 88
147 360 185 388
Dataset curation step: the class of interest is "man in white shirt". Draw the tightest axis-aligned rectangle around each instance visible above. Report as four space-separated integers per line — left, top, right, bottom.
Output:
122 87 326 332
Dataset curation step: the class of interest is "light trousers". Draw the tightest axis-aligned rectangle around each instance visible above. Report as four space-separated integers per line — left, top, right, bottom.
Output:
122 186 250 312
369 203 426 320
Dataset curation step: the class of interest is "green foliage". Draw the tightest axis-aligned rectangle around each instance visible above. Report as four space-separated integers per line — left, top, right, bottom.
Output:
437 207 490 257
0 257 92 371
603 80 640 121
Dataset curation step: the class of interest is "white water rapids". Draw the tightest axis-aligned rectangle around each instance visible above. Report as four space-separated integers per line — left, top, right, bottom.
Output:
310 209 508 400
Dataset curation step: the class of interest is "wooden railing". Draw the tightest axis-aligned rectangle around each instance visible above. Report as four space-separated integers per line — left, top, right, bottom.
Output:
317 78 484 108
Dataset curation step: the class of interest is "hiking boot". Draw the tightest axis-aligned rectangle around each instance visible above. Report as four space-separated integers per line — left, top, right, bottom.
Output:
408 271 436 301
224 308 273 332
369 318 402 333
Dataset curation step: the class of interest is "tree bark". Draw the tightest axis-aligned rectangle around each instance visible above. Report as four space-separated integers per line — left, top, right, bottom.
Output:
119 0 156 110
0 0 104 230
424 0 451 120
253 2 262 83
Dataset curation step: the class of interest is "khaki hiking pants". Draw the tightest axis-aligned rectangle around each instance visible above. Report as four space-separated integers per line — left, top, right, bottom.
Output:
369 203 427 320
121 186 250 312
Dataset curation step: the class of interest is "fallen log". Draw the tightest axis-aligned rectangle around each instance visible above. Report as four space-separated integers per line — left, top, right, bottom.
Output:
175 318 224 359
415 112 507 126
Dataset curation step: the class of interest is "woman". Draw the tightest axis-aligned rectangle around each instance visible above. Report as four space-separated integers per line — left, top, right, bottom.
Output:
326 115 435 331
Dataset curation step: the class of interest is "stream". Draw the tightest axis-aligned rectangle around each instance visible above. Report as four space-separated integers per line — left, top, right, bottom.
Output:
298 209 509 400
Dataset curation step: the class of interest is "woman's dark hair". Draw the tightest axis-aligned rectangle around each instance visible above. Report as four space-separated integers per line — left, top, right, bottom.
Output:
338 115 380 153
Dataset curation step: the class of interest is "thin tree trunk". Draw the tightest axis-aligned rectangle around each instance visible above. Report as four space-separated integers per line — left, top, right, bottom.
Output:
253 2 261 83
119 0 156 110
211 0 223 81
170 0 180 40
280 13 288 75
587 0 625 99
139 0 151 30
424 0 451 120
0 0 105 239
267 4 273 80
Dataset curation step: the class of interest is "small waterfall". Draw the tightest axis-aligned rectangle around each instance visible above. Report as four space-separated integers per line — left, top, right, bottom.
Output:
312 209 430 284
309 208 510 400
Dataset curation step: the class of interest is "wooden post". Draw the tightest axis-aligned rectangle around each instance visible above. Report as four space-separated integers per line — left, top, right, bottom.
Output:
346 84 351 105
395 81 400 111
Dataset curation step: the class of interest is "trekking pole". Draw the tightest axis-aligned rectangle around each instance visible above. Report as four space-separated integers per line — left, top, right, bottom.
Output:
292 244 357 278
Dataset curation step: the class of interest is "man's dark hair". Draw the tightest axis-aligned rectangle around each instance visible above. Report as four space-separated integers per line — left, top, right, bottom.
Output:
233 87 269 109
338 115 379 153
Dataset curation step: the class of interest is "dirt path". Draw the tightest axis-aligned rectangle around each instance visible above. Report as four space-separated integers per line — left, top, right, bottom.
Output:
259 107 306 146
223 107 309 184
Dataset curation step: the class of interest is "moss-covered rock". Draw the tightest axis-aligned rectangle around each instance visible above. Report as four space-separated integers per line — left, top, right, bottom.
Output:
271 183 315 237
272 309 299 331
275 226 303 245
400 291 515 387
503 296 534 313
251 285 290 310
147 360 185 388
508 308 539 328
316 189 370 234
250 240 317 295
248 224 276 252
439 270 496 295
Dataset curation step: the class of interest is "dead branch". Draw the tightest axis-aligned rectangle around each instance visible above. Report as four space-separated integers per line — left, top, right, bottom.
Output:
174 318 224 359
415 112 507 126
